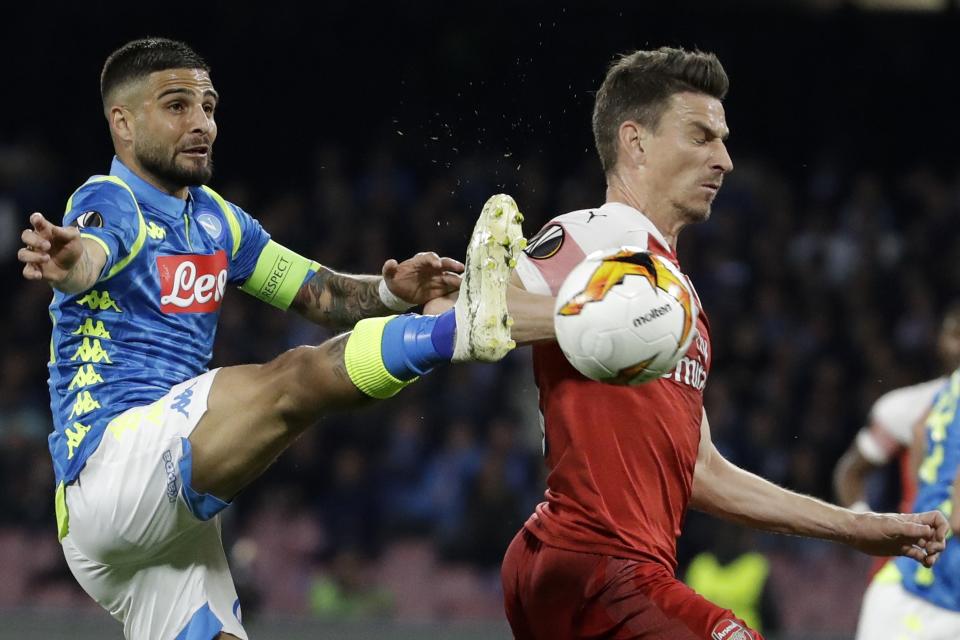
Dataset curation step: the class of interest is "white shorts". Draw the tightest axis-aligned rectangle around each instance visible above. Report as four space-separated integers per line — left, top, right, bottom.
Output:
60 369 247 640
856 565 960 640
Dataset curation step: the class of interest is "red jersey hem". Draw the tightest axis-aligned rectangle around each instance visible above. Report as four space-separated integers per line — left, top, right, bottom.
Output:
523 519 676 571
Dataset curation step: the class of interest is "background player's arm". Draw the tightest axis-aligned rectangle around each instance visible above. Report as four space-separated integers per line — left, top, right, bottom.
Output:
290 253 463 329
833 441 881 510
690 411 948 567
18 212 107 294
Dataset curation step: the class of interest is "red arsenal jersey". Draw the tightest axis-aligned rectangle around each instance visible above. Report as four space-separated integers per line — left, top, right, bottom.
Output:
515 202 711 571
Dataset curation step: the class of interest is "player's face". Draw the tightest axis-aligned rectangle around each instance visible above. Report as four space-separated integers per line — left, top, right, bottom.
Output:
133 69 218 188
642 92 732 224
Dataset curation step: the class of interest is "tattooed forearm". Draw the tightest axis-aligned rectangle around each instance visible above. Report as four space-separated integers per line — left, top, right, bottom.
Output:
291 266 391 329
57 246 98 294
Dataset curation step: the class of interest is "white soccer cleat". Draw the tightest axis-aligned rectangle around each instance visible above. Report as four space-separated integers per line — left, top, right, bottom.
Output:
453 194 526 362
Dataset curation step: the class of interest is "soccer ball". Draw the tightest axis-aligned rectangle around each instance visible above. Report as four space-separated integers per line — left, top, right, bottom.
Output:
553 247 698 385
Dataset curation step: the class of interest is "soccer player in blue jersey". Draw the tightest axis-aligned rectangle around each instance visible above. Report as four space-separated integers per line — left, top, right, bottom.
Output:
855 369 960 639
16 38 532 640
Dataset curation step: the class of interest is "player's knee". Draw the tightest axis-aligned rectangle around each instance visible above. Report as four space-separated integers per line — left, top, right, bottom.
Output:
259 345 324 415
261 340 354 418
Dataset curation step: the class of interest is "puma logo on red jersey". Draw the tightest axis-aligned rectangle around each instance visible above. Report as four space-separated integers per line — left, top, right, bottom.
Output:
157 251 228 314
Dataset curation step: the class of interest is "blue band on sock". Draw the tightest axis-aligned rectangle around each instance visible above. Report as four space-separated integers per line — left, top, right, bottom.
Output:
432 309 456 359
382 314 450 380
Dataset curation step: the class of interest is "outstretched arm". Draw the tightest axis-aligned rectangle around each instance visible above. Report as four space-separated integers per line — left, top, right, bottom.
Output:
507 270 556 344
690 411 948 567
290 252 464 329
19 212 106 294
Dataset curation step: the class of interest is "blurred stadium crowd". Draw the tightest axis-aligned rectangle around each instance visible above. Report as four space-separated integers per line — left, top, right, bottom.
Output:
3 4 960 637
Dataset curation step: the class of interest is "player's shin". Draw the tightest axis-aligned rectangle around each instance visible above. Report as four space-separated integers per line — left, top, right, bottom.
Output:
343 311 456 399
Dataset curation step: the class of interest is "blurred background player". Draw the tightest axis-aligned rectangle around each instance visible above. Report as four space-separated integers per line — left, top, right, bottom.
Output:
16 37 528 640
684 520 781 637
498 46 948 640
855 368 960 639
834 305 960 516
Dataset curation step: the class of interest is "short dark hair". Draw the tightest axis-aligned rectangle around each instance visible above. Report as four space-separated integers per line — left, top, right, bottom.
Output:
100 38 209 104
592 47 729 174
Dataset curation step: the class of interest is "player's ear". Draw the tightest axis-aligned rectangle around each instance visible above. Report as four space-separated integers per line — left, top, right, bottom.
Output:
618 120 647 168
109 106 135 146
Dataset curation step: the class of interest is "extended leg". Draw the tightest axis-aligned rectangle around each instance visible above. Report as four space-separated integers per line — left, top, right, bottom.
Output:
187 195 525 501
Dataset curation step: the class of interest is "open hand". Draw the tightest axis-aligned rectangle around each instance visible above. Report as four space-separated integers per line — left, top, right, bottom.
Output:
19 212 83 284
382 252 463 306
849 510 948 568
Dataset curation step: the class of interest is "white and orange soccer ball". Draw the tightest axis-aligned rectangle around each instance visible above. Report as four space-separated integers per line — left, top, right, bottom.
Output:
554 247 698 385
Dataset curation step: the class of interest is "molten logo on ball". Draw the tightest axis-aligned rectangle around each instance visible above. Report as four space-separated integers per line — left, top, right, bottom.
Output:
553 247 699 385
557 249 695 356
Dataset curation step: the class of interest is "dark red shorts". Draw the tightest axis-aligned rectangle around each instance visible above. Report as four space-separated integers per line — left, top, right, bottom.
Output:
501 528 763 640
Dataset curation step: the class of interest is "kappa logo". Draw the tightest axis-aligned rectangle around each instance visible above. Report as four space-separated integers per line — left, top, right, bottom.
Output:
171 382 197 418
196 212 223 240
77 290 122 312
157 251 229 314
711 619 751 640
64 421 91 460
68 390 101 418
70 337 112 364
146 221 167 240
68 364 104 390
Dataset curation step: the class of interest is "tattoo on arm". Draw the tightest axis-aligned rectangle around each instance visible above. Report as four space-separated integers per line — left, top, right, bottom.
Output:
291 266 391 328
58 248 98 294
327 334 350 384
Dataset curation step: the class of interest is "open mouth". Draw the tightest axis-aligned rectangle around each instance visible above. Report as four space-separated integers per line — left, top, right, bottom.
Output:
180 145 209 158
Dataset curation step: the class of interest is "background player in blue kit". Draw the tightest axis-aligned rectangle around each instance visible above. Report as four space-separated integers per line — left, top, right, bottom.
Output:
16 37 534 640
855 369 960 639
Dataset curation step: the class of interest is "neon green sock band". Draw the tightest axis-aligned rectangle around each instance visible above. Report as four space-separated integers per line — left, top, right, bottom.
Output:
344 316 417 399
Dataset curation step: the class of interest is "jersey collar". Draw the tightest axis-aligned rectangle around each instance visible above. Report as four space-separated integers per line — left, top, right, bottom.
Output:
110 156 193 219
599 202 674 255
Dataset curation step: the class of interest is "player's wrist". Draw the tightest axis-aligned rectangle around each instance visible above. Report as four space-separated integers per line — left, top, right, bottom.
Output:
55 245 98 294
379 278 415 312
843 509 879 548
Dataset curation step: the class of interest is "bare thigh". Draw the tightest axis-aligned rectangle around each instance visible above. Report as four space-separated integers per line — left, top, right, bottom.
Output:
188 333 368 500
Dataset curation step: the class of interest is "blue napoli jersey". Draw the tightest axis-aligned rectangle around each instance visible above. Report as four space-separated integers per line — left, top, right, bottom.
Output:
895 369 960 611
47 157 270 485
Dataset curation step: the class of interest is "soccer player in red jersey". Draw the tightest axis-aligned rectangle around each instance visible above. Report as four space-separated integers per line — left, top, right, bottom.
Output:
498 47 949 640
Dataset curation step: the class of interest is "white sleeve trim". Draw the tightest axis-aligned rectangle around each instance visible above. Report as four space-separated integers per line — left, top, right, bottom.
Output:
856 428 893 465
515 254 552 295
